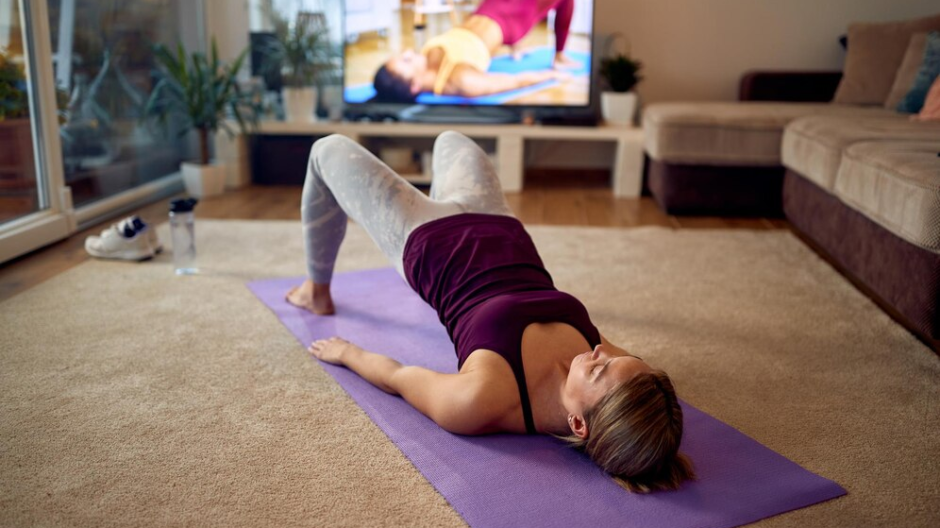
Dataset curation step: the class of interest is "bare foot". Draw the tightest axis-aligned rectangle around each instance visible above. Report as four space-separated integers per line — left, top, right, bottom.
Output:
553 52 581 70
285 279 335 315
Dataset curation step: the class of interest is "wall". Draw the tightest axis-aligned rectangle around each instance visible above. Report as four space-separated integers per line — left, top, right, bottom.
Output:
204 0 250 66
532 0 939 170
593 0 940 104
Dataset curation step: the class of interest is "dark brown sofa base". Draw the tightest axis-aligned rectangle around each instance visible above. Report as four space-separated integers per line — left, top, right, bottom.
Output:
783 170 940 351
647 160 785 216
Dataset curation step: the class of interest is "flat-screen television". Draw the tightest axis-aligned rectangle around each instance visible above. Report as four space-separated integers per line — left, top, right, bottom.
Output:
343 0 596 121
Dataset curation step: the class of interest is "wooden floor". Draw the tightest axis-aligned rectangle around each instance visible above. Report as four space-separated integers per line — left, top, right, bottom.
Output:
0 180 788 303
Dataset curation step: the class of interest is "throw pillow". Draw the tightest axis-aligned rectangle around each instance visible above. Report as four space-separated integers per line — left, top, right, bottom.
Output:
912 75 940 121
832 13 940 106
897 31 940 113
884 33 928 110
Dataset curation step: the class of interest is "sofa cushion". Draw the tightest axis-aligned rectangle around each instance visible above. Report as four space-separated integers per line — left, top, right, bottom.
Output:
833 141 940 253
833 13 940 106
897 31 940 113
914 76 940 121
885 33 928 110
781 115 940 190
643 102 894 165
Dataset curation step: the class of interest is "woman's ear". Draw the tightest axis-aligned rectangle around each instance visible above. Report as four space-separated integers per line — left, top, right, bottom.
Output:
568 414 589 439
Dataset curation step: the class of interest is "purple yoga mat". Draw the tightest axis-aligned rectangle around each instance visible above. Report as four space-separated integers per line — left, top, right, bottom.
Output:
248 268 845 528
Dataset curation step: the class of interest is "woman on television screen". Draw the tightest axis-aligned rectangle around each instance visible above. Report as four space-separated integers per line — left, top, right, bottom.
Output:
370 0 583 102
286 130 695 493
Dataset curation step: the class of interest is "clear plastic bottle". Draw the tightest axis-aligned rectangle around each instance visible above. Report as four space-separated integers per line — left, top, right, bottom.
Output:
169 198 199 275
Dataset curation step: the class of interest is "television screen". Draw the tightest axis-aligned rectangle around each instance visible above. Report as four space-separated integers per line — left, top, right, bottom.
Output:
344 0 595 107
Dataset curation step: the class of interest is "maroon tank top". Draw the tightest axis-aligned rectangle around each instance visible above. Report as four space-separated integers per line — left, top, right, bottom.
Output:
403 213 601 434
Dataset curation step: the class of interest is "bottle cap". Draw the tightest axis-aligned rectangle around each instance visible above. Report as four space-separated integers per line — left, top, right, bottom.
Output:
169 198 199 213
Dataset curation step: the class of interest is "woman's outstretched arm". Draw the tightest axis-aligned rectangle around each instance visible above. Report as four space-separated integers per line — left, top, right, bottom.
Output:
309 337 496 434
454 68 569 97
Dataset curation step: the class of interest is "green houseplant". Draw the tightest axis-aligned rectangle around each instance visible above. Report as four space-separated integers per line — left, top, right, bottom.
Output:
143 39 256 197
0 48 34 176
0 48 29 121
261 7 333 121
599 34 643 126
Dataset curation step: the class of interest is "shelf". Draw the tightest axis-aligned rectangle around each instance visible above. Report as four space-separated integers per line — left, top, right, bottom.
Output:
246 120 646 196
256 120 643 141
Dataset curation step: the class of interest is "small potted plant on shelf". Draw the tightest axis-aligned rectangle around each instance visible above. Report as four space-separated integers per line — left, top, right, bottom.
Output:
261 8 333 122
599 34 643 126
143 39 256 198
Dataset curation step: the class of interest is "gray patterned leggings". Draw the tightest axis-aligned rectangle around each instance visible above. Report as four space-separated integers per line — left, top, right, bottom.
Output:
302 131 514 283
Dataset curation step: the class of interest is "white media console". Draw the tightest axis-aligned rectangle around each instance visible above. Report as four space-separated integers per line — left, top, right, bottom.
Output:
253 121 646 197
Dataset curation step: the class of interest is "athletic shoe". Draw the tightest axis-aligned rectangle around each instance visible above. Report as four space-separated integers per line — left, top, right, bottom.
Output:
85 222 155 261
119 215 163 254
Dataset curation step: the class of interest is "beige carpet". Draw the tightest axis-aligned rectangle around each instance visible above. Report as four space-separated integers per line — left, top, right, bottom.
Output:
1 220 937 528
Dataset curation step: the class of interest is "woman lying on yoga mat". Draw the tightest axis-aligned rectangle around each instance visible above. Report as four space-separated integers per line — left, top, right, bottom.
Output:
371 0 578 102
287 131 694 493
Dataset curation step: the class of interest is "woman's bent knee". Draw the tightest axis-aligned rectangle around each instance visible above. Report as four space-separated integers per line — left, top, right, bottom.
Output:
309 134 356 163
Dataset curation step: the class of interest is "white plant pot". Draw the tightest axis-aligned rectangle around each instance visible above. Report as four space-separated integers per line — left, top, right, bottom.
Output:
181 162 227 198
601 91 638 126
321 85 345 122
283 86 318 122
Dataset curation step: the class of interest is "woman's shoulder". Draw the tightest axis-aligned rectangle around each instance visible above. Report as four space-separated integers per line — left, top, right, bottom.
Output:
459 349 529 433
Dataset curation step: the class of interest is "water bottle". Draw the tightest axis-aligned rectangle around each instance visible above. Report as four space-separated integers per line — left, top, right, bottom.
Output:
169 198 199 275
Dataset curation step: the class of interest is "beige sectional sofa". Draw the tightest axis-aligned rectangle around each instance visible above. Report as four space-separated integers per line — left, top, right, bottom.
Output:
644 103 897 171
645 102 940 350
640 13 940 350
641 98 903 216
642 99 940 349
781 114 940 192
645 98 940 344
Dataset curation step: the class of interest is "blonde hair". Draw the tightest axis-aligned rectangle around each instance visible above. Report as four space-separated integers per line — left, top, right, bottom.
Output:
560 370 695 493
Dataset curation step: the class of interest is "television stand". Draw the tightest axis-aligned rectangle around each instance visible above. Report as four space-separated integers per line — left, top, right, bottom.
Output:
249 120 645 196
399 105 518 124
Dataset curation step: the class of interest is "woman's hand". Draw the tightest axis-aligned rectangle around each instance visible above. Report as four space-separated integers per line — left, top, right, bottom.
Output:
308 337 357 365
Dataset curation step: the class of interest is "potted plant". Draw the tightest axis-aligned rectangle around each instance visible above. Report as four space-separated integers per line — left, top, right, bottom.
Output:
143 39 256 197
261 8 332 122
599 34 643 126
0 48 32 172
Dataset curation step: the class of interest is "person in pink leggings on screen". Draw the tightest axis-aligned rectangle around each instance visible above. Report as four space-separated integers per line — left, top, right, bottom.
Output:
370 0 580 102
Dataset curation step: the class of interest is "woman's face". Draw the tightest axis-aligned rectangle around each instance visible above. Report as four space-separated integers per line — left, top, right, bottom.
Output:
385 48 427 84
564 344 651 417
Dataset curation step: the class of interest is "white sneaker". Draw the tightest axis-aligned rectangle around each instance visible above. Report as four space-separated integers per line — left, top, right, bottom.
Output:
119 216 163 254
85 222 155 261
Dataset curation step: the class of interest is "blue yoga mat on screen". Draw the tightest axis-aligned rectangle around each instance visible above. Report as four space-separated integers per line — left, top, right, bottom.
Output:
344 47 590 105
248 268 845 528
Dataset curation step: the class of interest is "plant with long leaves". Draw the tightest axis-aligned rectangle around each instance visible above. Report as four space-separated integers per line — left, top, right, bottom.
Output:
261 7 333 88
143 39 257 165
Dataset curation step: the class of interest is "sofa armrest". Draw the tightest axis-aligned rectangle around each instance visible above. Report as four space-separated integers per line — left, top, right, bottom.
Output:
738 71 843 102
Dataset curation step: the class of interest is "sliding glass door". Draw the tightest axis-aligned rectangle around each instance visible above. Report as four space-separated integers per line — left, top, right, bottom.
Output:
0 0 72 263
1 0 43 226
0 0 203 263
48 0 202 209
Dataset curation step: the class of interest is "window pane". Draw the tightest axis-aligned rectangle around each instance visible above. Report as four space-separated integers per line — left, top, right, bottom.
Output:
48 0 202 208
0 0 42 225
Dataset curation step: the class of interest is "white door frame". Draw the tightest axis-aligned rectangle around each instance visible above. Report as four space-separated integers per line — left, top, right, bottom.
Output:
0 0 75 264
